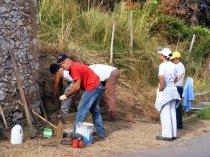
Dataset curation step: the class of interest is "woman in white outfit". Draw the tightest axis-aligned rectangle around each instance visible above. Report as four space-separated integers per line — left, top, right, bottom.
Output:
155 48 181 141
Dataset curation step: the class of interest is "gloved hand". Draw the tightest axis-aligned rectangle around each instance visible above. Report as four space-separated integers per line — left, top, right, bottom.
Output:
59 95 67 101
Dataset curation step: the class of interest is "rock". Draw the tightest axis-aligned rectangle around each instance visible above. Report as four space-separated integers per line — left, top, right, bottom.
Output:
12 111 23 121
0 7 7 14
0 91 6 100
4 0 11 4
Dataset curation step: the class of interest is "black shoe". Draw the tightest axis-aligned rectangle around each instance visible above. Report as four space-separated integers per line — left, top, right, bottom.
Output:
93 132 105 139
97 135 105 139
156 136 172 141
96 135 106 141
102 116 117 122
172 137 177 140
93 131 97 136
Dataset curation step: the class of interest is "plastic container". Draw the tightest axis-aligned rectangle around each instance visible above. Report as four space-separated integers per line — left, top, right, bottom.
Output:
75 122 94 145
43 128 53 138
10 123 23 144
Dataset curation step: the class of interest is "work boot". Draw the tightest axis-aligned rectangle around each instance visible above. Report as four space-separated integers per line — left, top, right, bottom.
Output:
92 131 105 140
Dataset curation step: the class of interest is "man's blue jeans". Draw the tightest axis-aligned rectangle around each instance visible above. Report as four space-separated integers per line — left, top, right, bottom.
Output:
73 83 105 137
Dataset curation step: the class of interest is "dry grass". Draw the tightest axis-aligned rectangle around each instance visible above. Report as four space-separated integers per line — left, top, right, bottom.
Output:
1 118 210 157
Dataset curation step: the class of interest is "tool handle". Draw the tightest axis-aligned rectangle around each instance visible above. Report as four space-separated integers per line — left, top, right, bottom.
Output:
17 102 57 130
9 51 34 135
25 94 38 126
0 105 9 129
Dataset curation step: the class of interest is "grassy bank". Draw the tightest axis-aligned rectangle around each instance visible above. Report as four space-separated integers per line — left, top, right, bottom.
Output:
38 0 210 96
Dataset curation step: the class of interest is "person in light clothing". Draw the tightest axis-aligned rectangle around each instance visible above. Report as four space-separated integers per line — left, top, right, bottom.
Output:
89 64 120 121
50 64 75 114
170 51 186 129
155 48 181 141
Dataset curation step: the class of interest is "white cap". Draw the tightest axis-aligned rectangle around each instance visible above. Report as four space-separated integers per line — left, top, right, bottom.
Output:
158 48 172 58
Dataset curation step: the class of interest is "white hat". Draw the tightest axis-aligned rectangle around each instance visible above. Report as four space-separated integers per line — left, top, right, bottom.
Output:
158 48 172 58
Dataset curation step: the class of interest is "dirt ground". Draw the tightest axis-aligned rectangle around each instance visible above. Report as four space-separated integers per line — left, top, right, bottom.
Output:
1 53 210 157
1 117 210 157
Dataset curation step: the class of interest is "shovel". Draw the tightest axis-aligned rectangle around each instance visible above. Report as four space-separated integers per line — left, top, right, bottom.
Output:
56 115 64 140
0 105 11 139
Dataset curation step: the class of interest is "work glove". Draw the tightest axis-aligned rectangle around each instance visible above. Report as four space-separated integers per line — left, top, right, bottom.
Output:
59 95 67 101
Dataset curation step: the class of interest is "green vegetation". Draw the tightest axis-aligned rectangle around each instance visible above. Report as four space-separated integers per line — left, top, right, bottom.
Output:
196 107 210 120
38 0 210 92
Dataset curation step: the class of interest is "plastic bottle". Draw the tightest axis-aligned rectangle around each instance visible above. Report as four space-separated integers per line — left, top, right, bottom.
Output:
10 123 23 144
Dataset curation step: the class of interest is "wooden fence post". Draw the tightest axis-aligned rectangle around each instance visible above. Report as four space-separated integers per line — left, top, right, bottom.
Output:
110 22 116 64
130 12 133 48
186 34 196 67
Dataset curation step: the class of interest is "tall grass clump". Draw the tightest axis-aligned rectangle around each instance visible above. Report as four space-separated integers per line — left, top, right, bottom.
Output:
196 107 210 120
38 0 158 51
38 0 81 44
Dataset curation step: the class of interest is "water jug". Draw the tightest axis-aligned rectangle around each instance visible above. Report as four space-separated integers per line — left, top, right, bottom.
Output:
10 123 23 144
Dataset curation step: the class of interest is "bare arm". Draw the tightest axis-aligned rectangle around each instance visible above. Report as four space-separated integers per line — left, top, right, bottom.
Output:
52 70 63 101
158 75 165 91
174 73 184 84
65 79 81 97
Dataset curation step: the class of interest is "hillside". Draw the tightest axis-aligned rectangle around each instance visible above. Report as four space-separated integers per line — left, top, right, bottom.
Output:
37 46 159 122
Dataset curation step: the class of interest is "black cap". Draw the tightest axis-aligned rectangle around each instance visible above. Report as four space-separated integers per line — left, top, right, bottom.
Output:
57 54 69 63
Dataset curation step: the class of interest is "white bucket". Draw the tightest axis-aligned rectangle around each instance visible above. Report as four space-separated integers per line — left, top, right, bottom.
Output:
75 122 94 144
10 124 23 144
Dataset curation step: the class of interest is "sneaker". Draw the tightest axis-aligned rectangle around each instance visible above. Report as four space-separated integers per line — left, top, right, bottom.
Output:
156 136 172 141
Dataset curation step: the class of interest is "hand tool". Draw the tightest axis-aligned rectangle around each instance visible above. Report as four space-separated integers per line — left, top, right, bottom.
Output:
0 105 11 139
8 50 35 137
17 101 57 130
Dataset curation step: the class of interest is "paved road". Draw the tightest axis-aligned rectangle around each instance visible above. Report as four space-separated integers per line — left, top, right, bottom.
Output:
107 132 210 157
